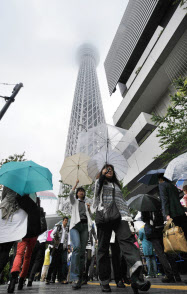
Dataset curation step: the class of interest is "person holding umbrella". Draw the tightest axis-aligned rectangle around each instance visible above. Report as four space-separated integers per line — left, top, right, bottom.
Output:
91 164 151 294
69 179 93 290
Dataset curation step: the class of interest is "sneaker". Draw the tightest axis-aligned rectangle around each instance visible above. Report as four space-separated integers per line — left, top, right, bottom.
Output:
61 280 68 284
27 280 32 287
100 284 111 292
145 275 151 278
72 280 81 290
45 280 50 285
162 276 175 283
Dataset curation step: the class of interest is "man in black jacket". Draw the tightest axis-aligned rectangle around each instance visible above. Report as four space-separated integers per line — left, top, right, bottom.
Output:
158 174 187 240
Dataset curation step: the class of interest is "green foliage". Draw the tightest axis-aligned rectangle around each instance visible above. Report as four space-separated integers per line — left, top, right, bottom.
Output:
121 184 130 200
0 152 26 190
0 262 10 284
151 76 187 163
0 152 26 168
173 0 187 9
56 209 71 219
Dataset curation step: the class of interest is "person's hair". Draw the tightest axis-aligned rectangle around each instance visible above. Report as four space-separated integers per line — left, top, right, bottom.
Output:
158 173 170 182
63 216 68 221
183 185 187 192
98 164 121 195
141 211 152 223
76 187 86 199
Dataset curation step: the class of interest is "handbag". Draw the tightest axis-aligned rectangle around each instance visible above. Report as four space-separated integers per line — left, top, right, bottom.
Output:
163 219 187 254
40 207 47 234
95 185 121 226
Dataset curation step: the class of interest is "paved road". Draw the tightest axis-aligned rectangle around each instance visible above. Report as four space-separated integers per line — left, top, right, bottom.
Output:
1 278 187 294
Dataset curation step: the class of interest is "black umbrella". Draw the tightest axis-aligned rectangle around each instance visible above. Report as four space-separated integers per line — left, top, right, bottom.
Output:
137 169 165 185
127 194 161 212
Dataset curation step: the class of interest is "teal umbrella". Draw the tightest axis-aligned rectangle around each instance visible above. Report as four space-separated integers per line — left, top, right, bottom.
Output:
0 161 53 196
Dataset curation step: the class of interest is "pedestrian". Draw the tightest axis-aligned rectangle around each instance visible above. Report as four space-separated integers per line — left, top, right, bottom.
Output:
138 226 157 278
46 216 70 284
40 245 52 282
27 230 48 286
158 174 187 240
69 180 93 290
0 187 28 276
90 164 151 293
141 210 181 283
8 194 41 293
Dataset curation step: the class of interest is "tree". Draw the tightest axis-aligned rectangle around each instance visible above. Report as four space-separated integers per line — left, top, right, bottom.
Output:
151 77 187 163
0 152 26 191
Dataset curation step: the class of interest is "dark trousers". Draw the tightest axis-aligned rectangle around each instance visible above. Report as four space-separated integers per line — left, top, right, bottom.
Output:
28 241 46 281
110 241 122 283
97 220 142 285
46 244 67 282
151 237 179 278
0 242 14 274
84 249 92 280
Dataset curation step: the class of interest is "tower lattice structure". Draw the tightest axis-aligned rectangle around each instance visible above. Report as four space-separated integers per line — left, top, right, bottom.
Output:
65 44 105 157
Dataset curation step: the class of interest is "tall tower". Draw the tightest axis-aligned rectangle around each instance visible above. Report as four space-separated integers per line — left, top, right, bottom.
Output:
57 44 105 214
65 44 105 157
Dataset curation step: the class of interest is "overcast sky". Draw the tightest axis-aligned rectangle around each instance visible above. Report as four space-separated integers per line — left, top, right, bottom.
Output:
0 0 128 195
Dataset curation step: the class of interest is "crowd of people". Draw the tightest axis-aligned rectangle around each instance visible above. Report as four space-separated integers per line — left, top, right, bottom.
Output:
0 165 187 294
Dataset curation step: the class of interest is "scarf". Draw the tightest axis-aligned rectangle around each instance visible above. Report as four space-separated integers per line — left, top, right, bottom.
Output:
0 187 19 221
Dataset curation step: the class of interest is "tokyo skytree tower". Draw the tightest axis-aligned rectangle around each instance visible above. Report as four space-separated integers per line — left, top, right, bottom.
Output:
65 44 105 157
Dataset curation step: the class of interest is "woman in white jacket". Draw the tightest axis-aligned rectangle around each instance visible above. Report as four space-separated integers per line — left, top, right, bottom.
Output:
69 180 92 290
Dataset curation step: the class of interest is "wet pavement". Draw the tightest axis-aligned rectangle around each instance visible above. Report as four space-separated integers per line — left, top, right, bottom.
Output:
1 276 187 294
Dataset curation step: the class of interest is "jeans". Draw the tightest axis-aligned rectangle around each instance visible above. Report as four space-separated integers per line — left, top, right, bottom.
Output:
145 255 157 276
70 222 88 281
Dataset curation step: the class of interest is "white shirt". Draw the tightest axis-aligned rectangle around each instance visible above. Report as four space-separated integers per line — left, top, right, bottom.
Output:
50 225 70 245
0 208 28 243
37 230 48 243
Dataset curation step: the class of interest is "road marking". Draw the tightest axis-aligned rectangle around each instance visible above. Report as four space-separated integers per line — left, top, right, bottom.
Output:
88 282 187 291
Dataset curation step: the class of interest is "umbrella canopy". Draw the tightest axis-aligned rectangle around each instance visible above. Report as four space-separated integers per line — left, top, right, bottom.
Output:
0 161 53 196
127 194 161 211
76 123 138 159
60 153 92 187
176 179 187 190
164 152 187 181
87 150 128 181
138 169 165 185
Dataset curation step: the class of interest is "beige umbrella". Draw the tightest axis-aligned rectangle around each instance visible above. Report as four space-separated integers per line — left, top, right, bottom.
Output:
60 153 92 187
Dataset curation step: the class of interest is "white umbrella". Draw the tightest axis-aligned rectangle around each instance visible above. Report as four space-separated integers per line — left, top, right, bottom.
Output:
60 153 92 187
87 150 128 181
164 152 187 181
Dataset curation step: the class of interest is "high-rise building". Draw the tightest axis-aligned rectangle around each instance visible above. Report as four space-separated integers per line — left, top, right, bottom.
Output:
104 0 187 198
65 44 105 157
57 44 105 213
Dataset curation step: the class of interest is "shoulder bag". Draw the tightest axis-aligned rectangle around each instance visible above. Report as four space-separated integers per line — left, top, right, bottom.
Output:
95 185 121 226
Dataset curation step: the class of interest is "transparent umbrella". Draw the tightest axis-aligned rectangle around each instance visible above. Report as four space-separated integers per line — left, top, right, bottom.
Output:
164 152 187 181
76 123 138 159
87 150 128 181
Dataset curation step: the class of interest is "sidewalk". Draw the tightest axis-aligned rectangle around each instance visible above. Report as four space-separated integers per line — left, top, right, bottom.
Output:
0 276 187 294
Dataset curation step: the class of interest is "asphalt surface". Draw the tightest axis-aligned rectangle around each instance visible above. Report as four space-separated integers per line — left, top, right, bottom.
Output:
1 277 187 294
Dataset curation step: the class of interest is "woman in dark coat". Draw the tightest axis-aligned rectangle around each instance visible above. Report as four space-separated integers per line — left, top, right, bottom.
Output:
142 210 181 283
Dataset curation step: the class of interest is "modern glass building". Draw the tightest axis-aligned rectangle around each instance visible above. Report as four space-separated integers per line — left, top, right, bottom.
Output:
65 44 105 157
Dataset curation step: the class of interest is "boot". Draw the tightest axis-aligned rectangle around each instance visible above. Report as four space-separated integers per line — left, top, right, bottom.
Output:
131 268 151 294
7 272 19 293
18 277 24 290
162 275 175 283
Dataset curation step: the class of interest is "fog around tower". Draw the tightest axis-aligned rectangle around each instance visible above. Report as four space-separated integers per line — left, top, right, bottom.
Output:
0 0 128 198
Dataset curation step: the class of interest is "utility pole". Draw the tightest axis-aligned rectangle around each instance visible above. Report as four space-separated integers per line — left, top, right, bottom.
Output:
0 83 23 121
